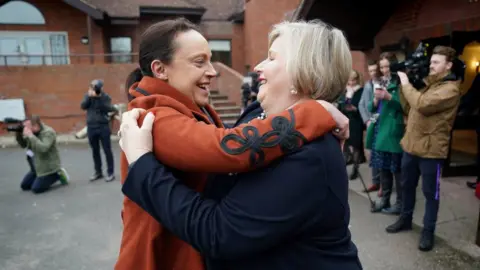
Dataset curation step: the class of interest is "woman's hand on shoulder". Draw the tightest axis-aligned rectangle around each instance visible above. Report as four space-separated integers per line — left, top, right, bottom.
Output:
119 108 155 164
316 100 349 142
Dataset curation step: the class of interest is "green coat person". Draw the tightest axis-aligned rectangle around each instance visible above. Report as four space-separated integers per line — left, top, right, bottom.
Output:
365 81 404 153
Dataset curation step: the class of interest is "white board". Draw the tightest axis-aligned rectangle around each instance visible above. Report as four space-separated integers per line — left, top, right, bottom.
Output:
0 99 26 121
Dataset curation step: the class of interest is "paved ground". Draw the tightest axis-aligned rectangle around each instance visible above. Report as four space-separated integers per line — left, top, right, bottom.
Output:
0 145 479 270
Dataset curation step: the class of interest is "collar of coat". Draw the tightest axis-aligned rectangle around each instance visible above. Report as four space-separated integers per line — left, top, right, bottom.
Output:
424 72 459 86
127 76 222 126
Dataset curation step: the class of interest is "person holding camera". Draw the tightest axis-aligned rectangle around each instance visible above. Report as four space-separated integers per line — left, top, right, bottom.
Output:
81 79 117 182
366 52 404 215
16 116 69 193
386 46 462 252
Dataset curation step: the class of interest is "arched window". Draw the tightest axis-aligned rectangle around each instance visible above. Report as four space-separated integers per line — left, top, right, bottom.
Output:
0 1 46 25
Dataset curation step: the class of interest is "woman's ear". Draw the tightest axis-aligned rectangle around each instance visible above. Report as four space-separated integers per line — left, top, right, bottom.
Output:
151 60 168 81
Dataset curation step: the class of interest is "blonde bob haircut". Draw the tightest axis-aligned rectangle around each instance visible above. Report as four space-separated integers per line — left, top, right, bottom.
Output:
268 19 352 102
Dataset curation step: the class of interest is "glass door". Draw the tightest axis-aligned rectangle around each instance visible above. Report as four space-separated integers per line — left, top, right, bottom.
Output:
25 38 45 65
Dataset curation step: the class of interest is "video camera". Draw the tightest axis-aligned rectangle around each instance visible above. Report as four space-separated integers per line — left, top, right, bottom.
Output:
390 43 430 89
3 117 24 132
390 42 466 89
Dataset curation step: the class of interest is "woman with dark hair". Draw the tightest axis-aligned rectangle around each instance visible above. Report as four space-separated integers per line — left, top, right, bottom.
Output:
124 68 143 102
115 18 350 270
366 52 404 214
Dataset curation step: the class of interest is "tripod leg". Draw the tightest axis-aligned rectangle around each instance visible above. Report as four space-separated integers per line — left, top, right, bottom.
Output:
357 170 375 206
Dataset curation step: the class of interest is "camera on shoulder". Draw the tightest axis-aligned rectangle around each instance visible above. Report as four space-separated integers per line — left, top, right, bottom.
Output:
390 43 430 89
389 42 466 89
3 117 24 133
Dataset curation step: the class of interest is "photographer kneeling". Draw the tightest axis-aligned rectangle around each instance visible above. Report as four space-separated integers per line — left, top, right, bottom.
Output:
16 116 69 194
386 46 462 252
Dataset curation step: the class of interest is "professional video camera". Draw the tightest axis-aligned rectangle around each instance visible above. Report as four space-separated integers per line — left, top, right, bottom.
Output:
3 117 24 132
390 43 430 89
390 42 466 89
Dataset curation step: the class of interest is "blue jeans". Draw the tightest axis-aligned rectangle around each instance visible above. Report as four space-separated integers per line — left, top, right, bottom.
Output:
401 152 444 232
21 171 59 193
87 125 114 176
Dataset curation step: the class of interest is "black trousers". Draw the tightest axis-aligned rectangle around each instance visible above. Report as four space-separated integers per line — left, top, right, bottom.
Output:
401 152 444 232
87 125 114 176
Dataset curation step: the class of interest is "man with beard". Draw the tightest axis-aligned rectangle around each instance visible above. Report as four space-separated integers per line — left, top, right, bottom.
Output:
386 46 462 252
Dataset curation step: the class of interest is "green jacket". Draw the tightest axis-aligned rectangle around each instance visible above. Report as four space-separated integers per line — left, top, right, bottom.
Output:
365 81 404 153
16 124 62 177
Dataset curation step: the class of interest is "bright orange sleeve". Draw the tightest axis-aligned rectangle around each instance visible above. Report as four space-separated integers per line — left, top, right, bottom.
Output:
139 99 336 173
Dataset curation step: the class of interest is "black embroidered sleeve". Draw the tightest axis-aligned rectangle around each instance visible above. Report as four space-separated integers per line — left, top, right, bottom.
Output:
220 109 307 167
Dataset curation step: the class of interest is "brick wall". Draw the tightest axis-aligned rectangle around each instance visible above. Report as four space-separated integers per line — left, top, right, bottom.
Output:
351 51 369 82
211 62 243 106
243 0 302 71
200 21 246 74
375 0 480 48
1 0 106 64
0 62 242 135
0 64 136 135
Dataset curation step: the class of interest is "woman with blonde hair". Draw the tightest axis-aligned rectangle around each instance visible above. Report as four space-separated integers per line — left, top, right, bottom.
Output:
119 19 362 269
339 69 365 180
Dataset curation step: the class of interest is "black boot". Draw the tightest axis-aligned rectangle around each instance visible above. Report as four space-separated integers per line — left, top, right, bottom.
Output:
349 164 359 180
372 170 392 213
386 216 412 233
349 149 361 180
382 172 402 215
418 230 435 252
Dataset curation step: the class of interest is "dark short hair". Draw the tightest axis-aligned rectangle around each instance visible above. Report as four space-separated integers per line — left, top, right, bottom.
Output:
125 68 143 101
432 45 456 62
367 59 378 66
29 115 41 126
139 17 199 76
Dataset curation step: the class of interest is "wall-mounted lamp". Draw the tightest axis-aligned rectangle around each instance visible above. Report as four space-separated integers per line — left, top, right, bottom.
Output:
81 36 89 45
475 61 479 73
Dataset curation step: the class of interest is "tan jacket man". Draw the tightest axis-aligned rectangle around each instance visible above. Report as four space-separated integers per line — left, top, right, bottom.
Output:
386 45 462 253
400 72 461 159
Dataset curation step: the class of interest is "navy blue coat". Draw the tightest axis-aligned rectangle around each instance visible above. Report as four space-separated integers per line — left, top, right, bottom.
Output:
122 101 362 270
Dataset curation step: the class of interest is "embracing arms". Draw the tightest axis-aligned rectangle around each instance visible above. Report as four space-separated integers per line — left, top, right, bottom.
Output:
123 97 346 173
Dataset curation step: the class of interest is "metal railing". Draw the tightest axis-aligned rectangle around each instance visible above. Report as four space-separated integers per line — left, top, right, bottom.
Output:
0 53 139 66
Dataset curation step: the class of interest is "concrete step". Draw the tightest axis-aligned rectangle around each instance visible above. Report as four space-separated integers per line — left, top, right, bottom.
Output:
215 106 242 114
212 100 237 107
210 94 228 101
222 119 237 126
219 113 241 121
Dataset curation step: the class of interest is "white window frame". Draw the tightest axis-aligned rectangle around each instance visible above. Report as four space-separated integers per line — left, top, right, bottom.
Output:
0 31 70 66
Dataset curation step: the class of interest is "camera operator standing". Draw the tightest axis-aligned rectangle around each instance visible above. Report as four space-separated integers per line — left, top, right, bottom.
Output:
16 116 69 193
81 79 117 182
386 46 462 252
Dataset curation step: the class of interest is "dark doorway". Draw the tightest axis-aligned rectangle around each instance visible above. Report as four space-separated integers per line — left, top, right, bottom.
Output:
423 31 480 177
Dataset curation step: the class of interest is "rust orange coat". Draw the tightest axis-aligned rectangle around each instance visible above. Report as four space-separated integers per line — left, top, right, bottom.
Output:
115 76 337 270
